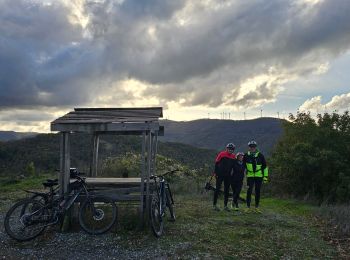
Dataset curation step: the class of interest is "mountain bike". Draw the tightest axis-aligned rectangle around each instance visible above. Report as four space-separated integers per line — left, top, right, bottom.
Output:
23 168 78 205
149 169 178 237
4 170 117 241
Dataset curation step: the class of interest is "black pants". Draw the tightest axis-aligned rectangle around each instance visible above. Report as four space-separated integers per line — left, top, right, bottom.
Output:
213 175 230 206
246 177 263 208
231 179 243 207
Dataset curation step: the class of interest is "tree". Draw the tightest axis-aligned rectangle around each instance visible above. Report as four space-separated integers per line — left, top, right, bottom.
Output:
270 111 350 203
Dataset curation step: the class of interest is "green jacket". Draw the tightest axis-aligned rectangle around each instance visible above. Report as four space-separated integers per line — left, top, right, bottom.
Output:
244 151 268 178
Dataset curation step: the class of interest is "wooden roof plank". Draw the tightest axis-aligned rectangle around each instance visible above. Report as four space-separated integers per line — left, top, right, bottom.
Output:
71 112 160 118
50 107 163 133
52 118 158 124
74 107 163 117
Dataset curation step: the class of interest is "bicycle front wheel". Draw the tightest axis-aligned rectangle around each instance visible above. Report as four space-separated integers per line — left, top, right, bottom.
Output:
79 197 117 235
150 193 164 237
4 198 48 242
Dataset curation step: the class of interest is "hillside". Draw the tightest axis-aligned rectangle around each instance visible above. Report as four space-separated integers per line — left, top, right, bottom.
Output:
0 118 283 155
0 131 37 142
0 117 283 175
0 133 217 176
160 117 283 154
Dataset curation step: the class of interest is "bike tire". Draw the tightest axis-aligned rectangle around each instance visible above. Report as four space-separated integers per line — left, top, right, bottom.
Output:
79 197 117 235
31 194 48 205
166 189 176 222
4 198 47 242
150 193 164 237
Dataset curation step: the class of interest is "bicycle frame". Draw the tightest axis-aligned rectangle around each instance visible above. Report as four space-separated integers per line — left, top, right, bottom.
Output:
152 176 174 218
24 179 90 227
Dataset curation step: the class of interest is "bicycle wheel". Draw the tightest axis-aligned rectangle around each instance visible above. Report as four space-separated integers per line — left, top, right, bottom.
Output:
150 193 164 237
166 189 176 222
4 198 48 242
79 197 117 235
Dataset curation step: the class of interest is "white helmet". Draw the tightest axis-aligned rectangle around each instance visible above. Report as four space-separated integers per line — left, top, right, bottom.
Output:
236 152 244 157
226 143 236 150
248 140 257 147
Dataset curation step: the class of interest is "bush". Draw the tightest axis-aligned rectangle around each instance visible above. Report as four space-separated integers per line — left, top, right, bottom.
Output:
25 161 36 176
270 111 350 203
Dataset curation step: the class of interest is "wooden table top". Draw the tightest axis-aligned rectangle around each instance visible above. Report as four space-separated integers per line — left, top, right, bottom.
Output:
70 177 144 185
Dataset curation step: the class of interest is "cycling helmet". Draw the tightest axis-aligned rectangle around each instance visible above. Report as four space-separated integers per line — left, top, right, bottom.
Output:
236 152 244 157
226 143 236 150
248 140 257 147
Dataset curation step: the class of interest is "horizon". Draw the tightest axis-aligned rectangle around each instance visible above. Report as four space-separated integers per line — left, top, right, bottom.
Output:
0 115 284 133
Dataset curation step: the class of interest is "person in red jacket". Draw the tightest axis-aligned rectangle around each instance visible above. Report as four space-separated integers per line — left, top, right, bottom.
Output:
213 143 236 211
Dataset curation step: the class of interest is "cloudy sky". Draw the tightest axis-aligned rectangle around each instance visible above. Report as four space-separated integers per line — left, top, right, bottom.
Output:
1 0 350 132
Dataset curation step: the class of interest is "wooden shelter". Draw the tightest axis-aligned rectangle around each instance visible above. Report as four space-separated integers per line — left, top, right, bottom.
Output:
50 107 163 225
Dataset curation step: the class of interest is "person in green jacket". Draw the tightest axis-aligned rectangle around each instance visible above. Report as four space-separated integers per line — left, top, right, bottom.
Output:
243 141 268 212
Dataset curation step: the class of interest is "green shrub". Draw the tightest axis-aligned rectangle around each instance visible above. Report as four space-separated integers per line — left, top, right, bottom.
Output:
270 111 350 203
25 161 36 176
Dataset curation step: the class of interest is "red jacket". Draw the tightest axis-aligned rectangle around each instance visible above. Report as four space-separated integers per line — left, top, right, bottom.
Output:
214 151 236 177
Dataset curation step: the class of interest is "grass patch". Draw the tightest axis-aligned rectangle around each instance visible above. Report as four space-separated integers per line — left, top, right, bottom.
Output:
0 174 55 193
317 204 350 258
0 180 341 259
103 194 338 259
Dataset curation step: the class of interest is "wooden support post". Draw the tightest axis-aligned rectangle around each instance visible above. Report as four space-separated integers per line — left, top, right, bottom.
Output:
151 131 158 176
59 132 70 196
145 131 152 219
59 133 64 196
139 131 146 227
90 133 100 177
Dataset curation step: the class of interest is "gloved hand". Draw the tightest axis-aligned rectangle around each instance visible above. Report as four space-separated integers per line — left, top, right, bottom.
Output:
263 177 268 184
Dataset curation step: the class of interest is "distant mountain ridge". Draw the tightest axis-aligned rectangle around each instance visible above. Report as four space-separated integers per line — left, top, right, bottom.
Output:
160 118 284 155
0 131 37 142
1 117 283 155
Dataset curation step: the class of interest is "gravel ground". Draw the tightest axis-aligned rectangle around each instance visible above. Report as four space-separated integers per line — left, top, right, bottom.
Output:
0 198 192 260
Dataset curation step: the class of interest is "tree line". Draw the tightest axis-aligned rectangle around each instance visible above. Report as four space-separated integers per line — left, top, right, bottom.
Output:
269 111 350 204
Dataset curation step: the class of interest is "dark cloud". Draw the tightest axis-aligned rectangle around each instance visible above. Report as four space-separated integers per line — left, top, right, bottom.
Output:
1 0 350 112
0 110 55 122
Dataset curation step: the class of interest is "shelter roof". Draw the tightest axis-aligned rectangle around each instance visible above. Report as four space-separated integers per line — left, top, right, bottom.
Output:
51 107 163 134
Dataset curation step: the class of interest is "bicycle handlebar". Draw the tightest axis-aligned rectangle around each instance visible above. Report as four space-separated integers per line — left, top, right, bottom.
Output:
150 169 180 180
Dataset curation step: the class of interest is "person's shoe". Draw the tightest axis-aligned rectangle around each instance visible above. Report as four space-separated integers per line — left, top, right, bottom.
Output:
243 207 251 213
224 206 231 212
254 207 262 214
213 205 221 211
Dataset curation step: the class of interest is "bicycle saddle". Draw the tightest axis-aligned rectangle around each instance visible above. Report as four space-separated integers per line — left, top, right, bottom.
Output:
43 179 58 187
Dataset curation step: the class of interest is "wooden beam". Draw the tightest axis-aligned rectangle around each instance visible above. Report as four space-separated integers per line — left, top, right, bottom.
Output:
73 107 163 118
145 131 152 219
139 131 146 227
152 131 158 177
51 122 160 133
59 133 64 196
91 133 100 177
59 132 70 196
76 194 140 202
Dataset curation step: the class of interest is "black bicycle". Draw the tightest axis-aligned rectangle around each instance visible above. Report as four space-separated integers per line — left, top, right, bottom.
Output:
149 169 177 237
4 171 117 241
